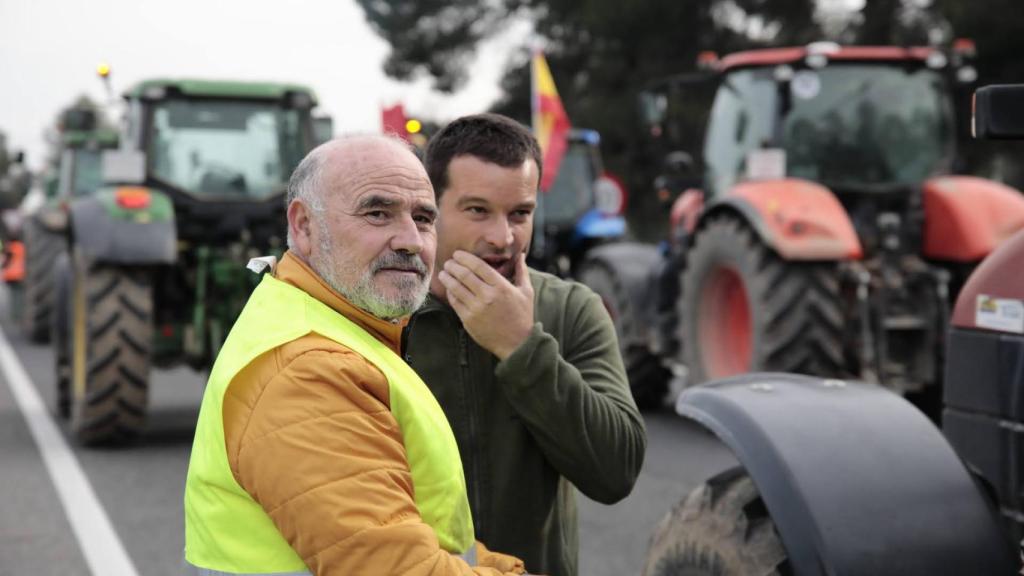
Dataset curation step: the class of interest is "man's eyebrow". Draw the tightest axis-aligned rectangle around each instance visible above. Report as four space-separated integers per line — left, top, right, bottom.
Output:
415 202 438 218
455 195 491 208
355 195 397 210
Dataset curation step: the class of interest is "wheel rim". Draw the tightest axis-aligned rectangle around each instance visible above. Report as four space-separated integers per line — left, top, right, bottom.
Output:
71 262 87 411
698 265 752 378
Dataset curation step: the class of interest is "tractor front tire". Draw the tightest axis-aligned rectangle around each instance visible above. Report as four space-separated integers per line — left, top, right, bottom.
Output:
680 216 844 384
21 217 65 343
69 254 152 444
579 261 671 409
642 468 790 576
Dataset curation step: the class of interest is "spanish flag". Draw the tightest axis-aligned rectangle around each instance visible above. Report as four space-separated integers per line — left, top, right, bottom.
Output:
531 50 571 192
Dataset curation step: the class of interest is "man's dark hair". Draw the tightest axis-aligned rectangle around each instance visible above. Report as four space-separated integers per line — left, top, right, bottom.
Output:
424 113 543 198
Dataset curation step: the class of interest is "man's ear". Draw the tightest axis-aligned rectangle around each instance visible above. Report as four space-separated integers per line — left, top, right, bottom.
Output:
287 200 314 259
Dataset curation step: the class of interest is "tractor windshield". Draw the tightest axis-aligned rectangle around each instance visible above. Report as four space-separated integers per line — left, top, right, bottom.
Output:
541 140 600 225
783 65 952 188
704 64 953 196
148 99 306 199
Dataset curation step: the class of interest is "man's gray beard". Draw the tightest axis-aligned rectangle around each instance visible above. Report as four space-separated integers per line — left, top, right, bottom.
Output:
309 225 430 321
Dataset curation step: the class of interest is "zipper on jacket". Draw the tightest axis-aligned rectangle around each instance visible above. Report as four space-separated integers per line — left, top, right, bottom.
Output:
459 327 484 535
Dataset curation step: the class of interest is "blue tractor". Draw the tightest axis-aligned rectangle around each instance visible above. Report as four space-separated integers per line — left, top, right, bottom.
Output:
528 128 629 277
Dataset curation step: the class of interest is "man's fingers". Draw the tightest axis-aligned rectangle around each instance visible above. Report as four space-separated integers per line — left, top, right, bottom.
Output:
439 271 477 308
447 290 469 318
451 250 506 286
513 253 531 290
441 274 471 318
443 259 491 297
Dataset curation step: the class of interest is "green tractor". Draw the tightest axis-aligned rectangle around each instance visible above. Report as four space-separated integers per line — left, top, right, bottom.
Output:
54 78 326 444
20 106 118 343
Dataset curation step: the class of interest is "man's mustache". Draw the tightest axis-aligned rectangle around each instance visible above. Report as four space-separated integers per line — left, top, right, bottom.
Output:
372 251 429 276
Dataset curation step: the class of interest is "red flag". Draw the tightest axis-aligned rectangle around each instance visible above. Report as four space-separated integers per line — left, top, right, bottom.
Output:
531 50 571 192
381 103 409 142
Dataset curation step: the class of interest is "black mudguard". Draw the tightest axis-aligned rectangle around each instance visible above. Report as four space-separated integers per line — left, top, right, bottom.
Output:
676 372 1015 576
70 197 176 264
580 241 662 328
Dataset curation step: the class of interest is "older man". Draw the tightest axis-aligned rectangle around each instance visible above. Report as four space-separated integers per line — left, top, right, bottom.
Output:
404 114 646 576
184 135 527 576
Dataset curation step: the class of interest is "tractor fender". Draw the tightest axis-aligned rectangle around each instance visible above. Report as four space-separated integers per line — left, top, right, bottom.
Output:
69 187 177 264
951 227 1024 330
571 208 627 245
922 176 1024 262
700 179 863 260
676 372 1015 576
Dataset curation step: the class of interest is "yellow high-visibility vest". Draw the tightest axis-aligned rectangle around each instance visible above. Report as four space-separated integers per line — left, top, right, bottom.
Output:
184 273 473 573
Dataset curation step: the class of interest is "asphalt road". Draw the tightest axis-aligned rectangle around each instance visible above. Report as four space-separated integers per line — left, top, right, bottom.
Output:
0 286 736 576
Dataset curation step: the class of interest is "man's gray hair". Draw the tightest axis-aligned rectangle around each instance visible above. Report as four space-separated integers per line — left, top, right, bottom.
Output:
285 147 327 251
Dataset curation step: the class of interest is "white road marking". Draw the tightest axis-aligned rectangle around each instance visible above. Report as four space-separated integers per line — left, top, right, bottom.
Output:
0 327 139 576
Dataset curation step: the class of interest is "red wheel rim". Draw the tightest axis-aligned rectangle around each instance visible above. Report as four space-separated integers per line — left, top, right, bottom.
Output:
698 266 752 378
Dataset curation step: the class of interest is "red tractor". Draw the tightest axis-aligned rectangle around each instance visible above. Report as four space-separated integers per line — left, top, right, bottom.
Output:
582 42 1024 409
638 83 1024 576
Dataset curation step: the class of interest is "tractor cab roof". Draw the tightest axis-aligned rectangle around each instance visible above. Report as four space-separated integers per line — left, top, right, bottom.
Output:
124 78 318 105
719 44 939 72
61 128 119 149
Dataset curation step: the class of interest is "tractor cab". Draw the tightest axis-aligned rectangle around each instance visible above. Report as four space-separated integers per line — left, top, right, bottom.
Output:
54 128 119 200
702 46 960 199
530 128 627 277
114 79 320 243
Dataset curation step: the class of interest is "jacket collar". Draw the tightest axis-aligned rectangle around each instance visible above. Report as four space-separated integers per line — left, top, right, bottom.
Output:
275 251 406 354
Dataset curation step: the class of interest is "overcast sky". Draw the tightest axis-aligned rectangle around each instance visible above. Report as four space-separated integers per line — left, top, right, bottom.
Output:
0 0 531 168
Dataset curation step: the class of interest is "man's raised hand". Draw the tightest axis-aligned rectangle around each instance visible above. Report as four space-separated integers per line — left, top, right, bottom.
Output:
438 250 535 360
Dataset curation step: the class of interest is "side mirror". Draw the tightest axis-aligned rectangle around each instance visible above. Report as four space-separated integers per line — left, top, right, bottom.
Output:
663 151 696 175
313 116 334 146
102 150 146 184
638 90 668 128
974 84 1024 140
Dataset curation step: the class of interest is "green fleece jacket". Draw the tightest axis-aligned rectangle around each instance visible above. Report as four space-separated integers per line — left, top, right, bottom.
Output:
402 268 647 576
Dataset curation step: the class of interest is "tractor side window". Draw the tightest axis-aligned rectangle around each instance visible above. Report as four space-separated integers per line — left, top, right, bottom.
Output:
71 150 103 197
149 99 304 199
703 70 776 198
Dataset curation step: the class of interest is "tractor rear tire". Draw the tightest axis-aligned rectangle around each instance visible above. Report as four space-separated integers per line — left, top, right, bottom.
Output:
642 468 790 576
680 216 844 384
21 217 64 343
69 253 152 444
579 261 671 409
53 253 72 419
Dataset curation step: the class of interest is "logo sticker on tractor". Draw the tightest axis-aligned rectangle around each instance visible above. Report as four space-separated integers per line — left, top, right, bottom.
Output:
976 294 1024 334
791 71 821 100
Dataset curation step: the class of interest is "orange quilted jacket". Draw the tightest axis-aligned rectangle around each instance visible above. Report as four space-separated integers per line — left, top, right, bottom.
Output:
220 252 528 576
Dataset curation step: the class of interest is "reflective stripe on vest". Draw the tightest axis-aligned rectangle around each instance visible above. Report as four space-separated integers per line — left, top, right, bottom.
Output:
184 274 474 573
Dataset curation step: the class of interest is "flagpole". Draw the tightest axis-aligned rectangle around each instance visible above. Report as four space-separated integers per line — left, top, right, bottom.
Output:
530 44 540 136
